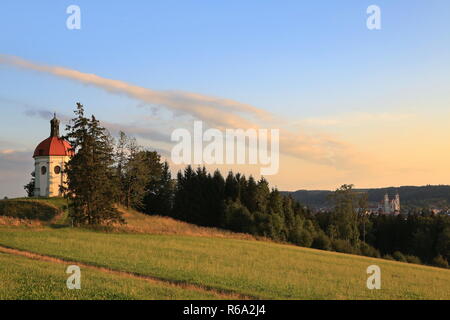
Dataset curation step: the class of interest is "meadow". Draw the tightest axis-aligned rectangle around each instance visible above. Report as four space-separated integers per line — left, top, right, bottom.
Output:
0 251 224 299
0 225 449 299
0 198 449 300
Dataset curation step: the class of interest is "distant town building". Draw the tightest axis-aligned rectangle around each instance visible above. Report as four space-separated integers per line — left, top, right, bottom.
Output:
368 192 401 215
32 114 73 197
384 192 400 214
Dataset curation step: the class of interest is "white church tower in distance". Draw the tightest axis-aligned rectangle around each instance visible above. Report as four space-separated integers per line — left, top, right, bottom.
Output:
381 192 401 215
32 114 73 197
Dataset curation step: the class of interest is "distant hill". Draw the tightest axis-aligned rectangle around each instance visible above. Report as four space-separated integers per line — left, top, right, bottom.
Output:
283 185 450 210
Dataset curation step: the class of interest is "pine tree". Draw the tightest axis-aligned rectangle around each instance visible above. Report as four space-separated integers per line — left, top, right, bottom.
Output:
122 145 153 209
172 166 194 221
329 184 360 244
114 131 129 205
255 177 270 213
63 103 123 225
225 171 240 201
142 159 173 216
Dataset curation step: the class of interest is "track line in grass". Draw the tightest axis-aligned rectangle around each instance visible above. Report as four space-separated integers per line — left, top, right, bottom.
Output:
0 244 256 300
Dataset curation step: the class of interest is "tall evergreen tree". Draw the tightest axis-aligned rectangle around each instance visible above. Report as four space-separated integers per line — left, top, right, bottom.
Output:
114 131 129 205
121 146 154 209
329 184 360 245
224 171 240 201
63 103 123 225
142 160 173 216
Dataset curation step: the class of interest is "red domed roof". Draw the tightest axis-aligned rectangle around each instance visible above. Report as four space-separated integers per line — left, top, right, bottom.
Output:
33 136 74 157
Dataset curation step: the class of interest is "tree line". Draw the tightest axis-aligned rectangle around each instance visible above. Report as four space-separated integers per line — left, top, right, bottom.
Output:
58 104 449 269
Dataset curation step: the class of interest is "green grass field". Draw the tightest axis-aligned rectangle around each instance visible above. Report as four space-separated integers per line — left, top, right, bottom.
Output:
0 198 449 300
0 252 223 300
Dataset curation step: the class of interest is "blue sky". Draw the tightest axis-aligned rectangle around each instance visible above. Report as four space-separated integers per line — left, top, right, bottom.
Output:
1 0 450 197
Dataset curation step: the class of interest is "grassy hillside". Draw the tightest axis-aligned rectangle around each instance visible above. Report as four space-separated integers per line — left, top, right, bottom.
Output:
0 252 223 300
0 198 449 300
114 206 256 240
1 226 449 299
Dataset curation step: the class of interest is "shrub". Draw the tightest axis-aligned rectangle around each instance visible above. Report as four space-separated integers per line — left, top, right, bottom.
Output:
332 239 355 254
0 199 60 221
383 254 395 261
392 251 407 262
360 242 381 258
405 255 422 265
292 229 314 248
432 255 449 269
311 233 332 251
223 201 254 233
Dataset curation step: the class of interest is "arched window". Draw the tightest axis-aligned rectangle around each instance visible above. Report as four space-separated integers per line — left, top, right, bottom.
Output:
54 166 61 174
41 166 47 175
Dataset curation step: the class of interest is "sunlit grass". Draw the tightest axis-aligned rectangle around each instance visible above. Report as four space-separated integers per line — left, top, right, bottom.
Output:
0 226 448 299
0 252 224 300
113 205 257 240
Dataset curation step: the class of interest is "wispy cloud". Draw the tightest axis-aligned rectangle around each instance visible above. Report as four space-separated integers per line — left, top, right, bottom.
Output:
0 54 272 129
0 149 17 155
300 112 416 127
0 54 368 169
